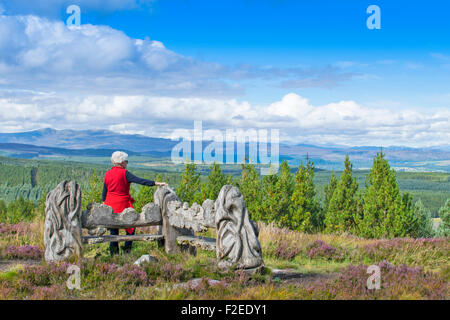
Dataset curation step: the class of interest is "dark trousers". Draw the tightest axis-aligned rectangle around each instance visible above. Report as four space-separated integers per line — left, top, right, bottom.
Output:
109 228 135 255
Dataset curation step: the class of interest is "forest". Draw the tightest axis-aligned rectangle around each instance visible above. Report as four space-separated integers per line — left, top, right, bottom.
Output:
0 153 449 239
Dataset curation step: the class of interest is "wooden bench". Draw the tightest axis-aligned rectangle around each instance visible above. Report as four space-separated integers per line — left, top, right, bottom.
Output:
44 181 264 272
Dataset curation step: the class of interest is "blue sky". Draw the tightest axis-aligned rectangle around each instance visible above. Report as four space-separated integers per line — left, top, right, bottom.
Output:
0 0 449 147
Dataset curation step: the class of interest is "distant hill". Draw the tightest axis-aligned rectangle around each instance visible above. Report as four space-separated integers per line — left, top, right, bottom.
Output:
0 128 177 153
0 128 449 172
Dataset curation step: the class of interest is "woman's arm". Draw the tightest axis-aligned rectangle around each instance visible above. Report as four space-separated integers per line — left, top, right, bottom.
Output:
125 171 167 186
102 183 107 202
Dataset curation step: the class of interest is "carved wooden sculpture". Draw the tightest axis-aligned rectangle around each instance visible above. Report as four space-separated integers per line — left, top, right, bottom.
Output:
215 185 264 271
43 181 263 272
44 181 83 262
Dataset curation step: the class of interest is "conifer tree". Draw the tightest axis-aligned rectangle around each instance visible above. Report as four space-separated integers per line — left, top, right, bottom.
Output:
133 174 161 212
238 163 262 221
258 161 294 224
201 162 230 202
83 171 103 209
411 199 434 238
436 199 450 237
177 162 201 205
260 172 280 223
325 155 359 234
324 171 338 213
275 160 295 223
358 151 416 238
288 155 321 232
398 192 420 237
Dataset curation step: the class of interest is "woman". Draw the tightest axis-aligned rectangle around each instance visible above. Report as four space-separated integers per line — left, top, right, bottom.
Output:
103 151 167 255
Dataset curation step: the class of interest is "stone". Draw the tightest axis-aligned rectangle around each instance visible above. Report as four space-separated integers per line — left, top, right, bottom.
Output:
44 181 83 262
134 254 158 266
172 278 228 290
215 185 264 270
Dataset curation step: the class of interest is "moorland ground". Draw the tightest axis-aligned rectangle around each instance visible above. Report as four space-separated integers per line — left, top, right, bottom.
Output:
0 221 448 300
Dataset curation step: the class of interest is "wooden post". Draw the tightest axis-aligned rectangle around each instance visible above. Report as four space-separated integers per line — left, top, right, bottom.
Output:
154 187 196 255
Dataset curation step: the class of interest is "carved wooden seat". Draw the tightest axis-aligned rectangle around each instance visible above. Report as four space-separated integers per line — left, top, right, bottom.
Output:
44 181 264 272
176 235 216 251
82 234 164 245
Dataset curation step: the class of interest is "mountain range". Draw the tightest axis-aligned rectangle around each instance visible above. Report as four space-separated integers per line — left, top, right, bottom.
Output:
0 128 449 172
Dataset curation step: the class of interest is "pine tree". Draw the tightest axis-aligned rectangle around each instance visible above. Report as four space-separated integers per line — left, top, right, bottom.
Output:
83 171 103 209
257 161 295 225
324 171 338 213
238 163 262 221
133 174 161 212
274 160 295 224
177 162 201 205
288 155 321 232
201 162 229 202
260 172 280 223
358 151 416 238
325 155 359 234
436 199 450 237
411 199 434 238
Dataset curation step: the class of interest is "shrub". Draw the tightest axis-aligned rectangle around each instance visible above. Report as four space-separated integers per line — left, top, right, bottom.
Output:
2 245 43 260
301 262 448 300
273 240 302 260
306 240 340 260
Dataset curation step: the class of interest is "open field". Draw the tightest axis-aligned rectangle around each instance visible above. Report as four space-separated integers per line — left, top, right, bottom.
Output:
0 221 448 300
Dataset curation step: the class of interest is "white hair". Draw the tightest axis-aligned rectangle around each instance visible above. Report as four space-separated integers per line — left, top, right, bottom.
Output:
111 151 128 165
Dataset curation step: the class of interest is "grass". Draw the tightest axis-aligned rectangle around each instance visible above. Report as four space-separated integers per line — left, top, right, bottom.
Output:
0 220 448 300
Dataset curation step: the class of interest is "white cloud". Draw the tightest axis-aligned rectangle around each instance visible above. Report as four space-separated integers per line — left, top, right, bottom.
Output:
0 92 448 148
0 15 446 148
0 14 355 99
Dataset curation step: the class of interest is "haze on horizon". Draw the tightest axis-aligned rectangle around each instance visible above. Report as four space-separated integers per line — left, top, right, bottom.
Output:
0 0 449 148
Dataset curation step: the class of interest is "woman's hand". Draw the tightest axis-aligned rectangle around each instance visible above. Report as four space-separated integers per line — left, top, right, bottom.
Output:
155 182 168 187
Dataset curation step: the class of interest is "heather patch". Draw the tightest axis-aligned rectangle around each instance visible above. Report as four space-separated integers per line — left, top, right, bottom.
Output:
0 223 30 236
1 245 43 260
300 262 448 300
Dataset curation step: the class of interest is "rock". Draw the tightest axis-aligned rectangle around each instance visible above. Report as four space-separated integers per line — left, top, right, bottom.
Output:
134 254 158 266
172 278 228 290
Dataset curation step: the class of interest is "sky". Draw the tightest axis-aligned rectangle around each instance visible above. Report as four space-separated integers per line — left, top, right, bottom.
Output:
0 0 449 147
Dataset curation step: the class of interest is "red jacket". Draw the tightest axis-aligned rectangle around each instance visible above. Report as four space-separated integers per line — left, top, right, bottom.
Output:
104 166 135 234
